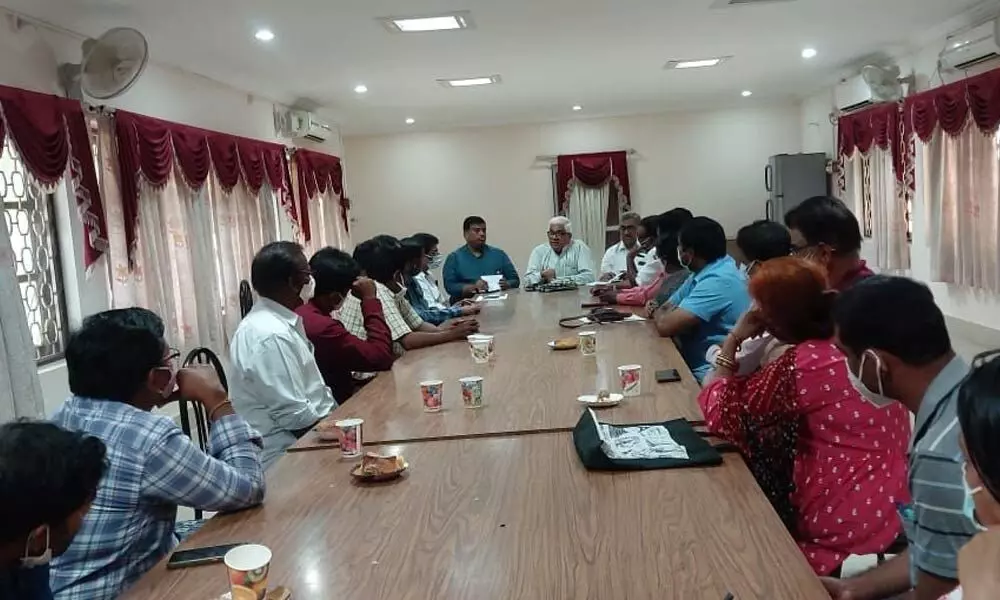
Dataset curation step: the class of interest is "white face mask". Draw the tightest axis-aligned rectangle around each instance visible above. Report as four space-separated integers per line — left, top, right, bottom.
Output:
299 276 316 303
676 248 691 270
428 255 444 270
962 462 988 531
22 525 52 568
845 351 895 409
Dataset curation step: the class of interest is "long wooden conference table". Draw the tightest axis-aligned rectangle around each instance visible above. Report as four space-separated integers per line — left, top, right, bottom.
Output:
123 290 828 599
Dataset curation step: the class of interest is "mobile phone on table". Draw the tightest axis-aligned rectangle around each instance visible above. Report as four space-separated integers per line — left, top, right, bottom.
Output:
166 543 247 569
655 369 681 383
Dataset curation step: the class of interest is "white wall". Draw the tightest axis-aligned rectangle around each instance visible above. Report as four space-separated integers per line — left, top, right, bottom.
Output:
345 105 802 270
0 18 343 414
800 36 1000 332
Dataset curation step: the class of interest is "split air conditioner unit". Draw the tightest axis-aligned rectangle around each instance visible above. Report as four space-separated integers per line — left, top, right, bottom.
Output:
940 19 1000 72
275 109 331 142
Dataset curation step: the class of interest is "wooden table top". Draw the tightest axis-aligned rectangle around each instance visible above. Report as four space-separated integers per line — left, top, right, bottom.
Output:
291 290 705 451
122 434 828 600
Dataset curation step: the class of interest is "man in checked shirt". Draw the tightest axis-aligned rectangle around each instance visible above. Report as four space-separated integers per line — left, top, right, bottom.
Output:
49 308 265 600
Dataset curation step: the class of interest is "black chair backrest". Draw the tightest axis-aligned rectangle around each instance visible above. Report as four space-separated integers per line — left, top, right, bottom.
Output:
239 280 254 319
179 347 228 521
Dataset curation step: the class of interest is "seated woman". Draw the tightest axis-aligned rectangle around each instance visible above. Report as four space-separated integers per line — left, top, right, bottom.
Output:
599 232 687 308
697 257 910 576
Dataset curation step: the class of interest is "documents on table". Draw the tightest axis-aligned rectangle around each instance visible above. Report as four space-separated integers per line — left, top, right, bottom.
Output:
474 293 508 302
589 409 690 460
481 274 503 291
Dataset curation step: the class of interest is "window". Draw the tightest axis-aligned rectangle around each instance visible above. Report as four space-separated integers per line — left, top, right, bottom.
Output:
1 136 69 363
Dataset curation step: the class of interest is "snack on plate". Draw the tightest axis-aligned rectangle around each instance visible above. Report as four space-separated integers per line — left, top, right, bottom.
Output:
597 389 611 402
552 337 578 350
360 452 404 477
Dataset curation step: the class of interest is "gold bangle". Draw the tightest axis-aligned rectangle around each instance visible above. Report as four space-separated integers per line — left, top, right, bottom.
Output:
715 354 738 371
209 399 233 421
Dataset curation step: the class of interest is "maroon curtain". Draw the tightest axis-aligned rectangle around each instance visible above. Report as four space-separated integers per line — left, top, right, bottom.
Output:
838 103 905 185
555 151 631 213
293 148 346 243
904 67 1000 142
114 111 292 266
0 85 107 269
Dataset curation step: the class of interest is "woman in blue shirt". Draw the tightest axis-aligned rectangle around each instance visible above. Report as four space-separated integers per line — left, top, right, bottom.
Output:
0 422 106 600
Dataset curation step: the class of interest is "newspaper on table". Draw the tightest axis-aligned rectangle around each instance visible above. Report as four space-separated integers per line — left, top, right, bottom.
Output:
589 409 689 461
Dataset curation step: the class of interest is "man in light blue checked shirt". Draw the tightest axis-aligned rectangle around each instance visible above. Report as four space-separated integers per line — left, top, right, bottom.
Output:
50 308 265 600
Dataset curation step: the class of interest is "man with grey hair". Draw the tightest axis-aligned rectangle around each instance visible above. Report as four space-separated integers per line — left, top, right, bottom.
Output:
524 216 595 286
599 212 641 281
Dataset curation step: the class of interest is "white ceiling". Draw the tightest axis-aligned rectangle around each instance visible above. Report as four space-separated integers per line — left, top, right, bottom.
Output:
1 0 993 134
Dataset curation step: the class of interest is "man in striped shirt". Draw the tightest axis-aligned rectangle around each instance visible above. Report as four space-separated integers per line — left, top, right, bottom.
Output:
829 276 976 600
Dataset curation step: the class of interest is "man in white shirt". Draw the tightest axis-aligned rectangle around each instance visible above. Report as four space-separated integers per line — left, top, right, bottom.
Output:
229 241 337 468
599 212 641 281
524 217 595 286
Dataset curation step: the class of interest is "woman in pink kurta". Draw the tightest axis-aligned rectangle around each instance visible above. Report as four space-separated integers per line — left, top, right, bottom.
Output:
698 257 910 575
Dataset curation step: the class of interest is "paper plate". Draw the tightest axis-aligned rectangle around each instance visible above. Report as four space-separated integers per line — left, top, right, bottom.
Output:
577 394 623 408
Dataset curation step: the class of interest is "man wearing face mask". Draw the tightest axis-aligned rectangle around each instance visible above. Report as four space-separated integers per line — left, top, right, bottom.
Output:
51 308 265 600
785 196 873 291
653 217 750 382
230 241 337 469
403 235 480 325
296 247 396 403
828 276 976 600
338 235 479 354
0 422 106 600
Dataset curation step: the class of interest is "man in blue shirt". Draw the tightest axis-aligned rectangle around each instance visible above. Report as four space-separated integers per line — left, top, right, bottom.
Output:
0 422 107 600
654 216 750 382
443 216 520 302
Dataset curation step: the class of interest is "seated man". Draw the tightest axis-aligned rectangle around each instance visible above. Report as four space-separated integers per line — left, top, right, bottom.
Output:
409 232 453 309
599 212 641 281
0 422 106 600
230 241 337 467
735 219 792 276
654 217 750 382
785 195 873 290
524 216 595 286
826 276 977 600
339 235 478 354
601 231 688 309
51 308 266 599
402 236 480 325
443 216 520 302
628 215 661 287
296 247 396 402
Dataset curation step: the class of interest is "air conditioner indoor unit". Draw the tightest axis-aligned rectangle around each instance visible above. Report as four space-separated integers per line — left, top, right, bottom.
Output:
285 110 332 142
835 75 876 113
940 19 1000 71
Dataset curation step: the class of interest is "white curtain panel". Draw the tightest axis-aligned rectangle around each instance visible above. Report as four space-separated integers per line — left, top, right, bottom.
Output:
0 199 45 422
840 153 864 217
303 188 351 255
924 127 1000 293
567 182 609 267
869 147 910 272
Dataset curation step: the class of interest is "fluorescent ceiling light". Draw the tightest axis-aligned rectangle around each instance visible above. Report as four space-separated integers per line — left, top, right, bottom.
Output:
438 75 501 88
741 90 753 97
381 12 473 33
254 29 275 42
801 47 817 59
572 105 582 111
664 57 731 70
405 117 415 125
354 84 368 94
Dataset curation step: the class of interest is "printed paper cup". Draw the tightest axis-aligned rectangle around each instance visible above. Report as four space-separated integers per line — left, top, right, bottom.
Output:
224 544 271 600
618 364 642 397
578 331 597 356
459 376 484 409
420 380 444 412
334 418 363 459
467 334 494 364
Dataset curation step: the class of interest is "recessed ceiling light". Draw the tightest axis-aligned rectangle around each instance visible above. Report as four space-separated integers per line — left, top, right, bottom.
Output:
801 47 817 59
572 105 582 111
382 12 474 33
437 75 501 88
354 84 368 94
254 29 275 42
664 57 732 70
405 117 415 125
741 90 753 97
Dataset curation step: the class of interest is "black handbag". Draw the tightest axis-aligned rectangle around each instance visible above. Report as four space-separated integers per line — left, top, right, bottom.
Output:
559 307 632 328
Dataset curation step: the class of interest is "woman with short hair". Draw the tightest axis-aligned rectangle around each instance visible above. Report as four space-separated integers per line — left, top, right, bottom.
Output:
697 257 910 576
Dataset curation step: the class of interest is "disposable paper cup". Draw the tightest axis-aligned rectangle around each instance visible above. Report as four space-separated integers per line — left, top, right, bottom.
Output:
468 335 494 364
224 544 271 600
420 380 444 412
459 376 484 409
467 334 495 353
334 418 363 459
578 331 597 356
618 364 642 397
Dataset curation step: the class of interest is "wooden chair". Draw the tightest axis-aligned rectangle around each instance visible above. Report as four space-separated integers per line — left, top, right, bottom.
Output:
179 347 228 520
239 279 254 319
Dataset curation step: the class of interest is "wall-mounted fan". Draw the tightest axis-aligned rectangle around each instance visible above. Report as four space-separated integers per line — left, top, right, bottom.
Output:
58 27 149 100
861 64 914 103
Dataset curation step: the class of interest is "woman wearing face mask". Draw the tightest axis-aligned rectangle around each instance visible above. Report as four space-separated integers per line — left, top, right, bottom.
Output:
697 257 911 577
953 351 1000 600
0 422 106 600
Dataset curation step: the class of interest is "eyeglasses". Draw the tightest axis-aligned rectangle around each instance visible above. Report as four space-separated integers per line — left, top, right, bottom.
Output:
546 230 570 238
164 347 182 371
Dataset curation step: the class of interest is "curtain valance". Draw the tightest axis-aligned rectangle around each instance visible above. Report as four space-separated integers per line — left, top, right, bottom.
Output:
905 67 1000 141
293 148 347 242
0 85 107 268
838 103 905 185
555 151 631 214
